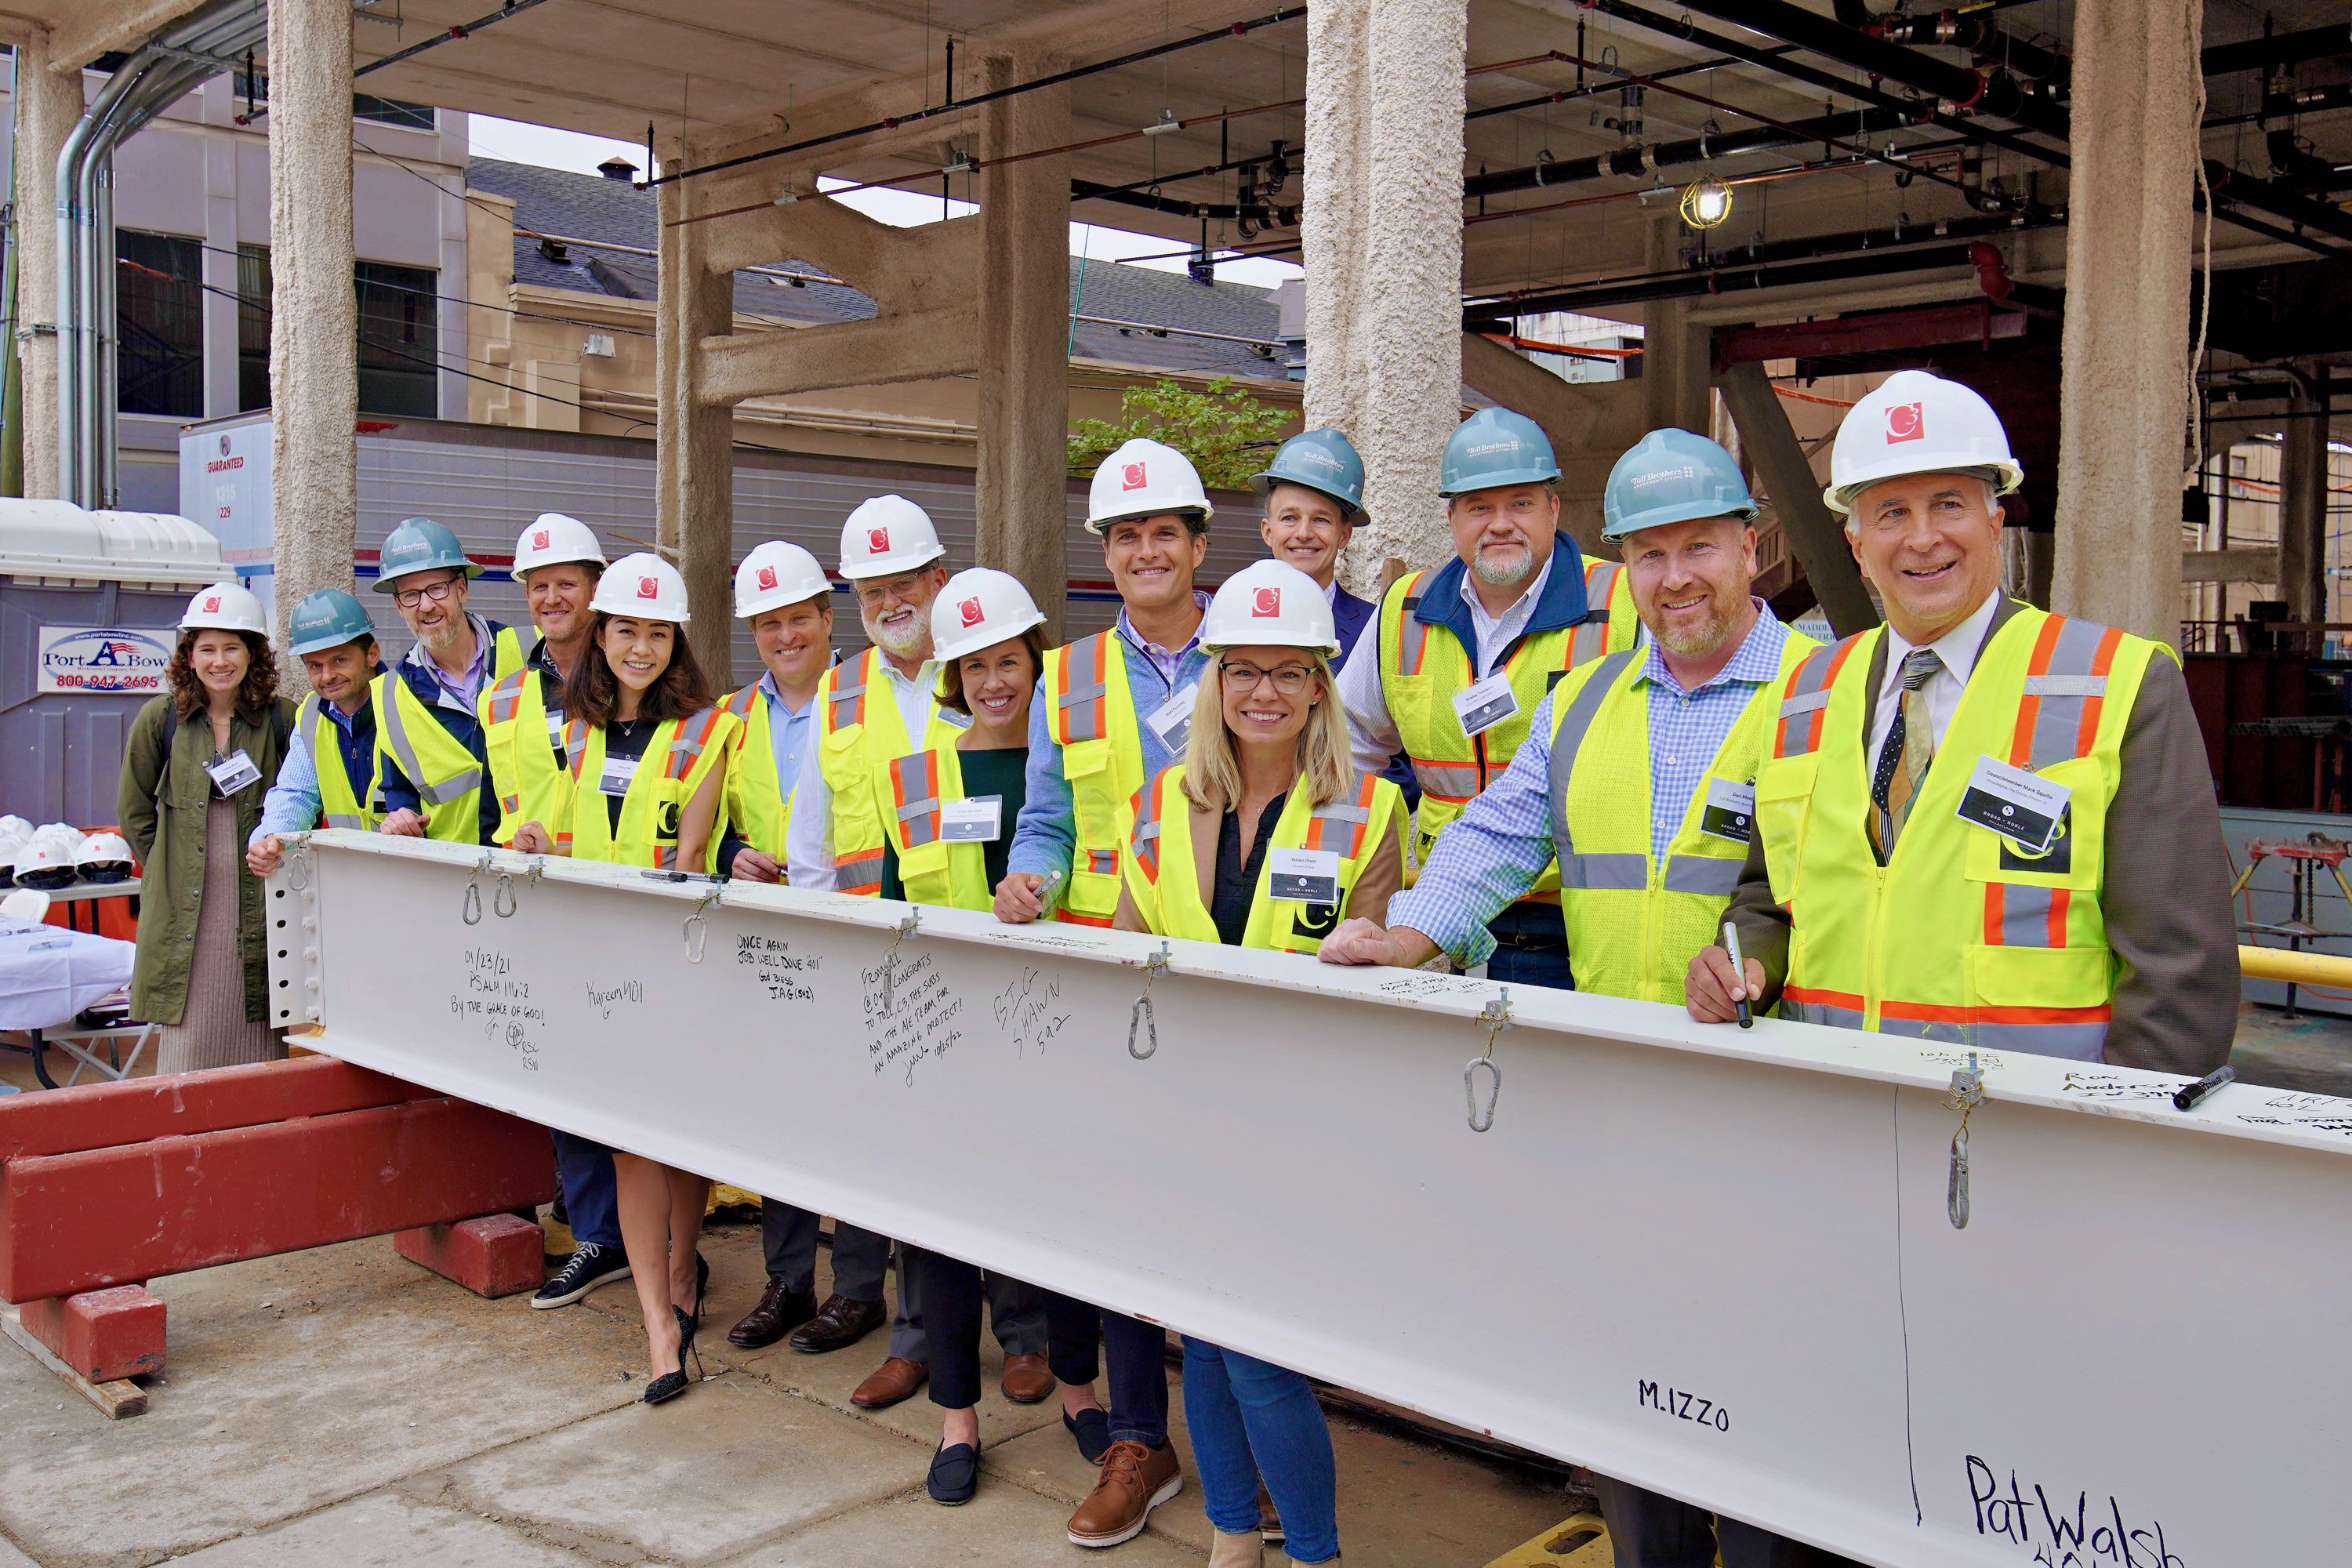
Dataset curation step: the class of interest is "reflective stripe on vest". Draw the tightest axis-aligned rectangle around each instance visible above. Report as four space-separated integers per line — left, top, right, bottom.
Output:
719 684 793 862
1040 631 1147 924
372 672 486 847
298 691 375 830
818 649 958 897
561 706 735 870
1771 638 1862 760
878 742 992 910
891 750 945 848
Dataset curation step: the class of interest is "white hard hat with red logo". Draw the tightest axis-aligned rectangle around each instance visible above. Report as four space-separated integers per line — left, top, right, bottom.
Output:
1085 437 1214 534
839 495 946 579
734 539 833 619
180 580 268 635
513 513 608 577
1200 560 1338 655
590 551 692 622
929 568 1046 663
1825 368 2024 515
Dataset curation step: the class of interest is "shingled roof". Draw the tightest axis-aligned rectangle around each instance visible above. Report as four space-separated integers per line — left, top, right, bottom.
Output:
466 157 1289 382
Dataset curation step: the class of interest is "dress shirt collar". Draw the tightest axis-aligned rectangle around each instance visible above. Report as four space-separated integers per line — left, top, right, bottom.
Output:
1636 601 1786 697
1882 587 2001 688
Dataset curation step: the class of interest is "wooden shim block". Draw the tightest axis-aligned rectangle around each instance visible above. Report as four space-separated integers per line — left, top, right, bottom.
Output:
0 1303 146 1418
393 1214 546 1298
0 1098 554 1302
0 1055 432 1163
20 1284 165 1381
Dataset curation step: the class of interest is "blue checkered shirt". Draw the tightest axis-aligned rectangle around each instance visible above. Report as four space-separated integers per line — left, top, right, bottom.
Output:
1387 604 1789 967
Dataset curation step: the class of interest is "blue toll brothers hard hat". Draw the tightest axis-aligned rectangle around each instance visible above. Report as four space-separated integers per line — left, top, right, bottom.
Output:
287 588 378 655
1249 427 1366 518
1602 428 1759 543
371 517 483 593
1439 407 1560 497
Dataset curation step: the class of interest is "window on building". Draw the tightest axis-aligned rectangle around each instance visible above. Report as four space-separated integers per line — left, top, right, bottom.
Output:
353 94 436 130
115 230 204 417
235 248 441 418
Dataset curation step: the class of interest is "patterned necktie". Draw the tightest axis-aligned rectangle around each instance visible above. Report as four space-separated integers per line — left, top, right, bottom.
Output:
1869 648 1945 859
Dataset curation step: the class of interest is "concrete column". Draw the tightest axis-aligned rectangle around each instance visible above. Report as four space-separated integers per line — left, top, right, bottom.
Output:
1305 0 1466 594
973 50 1071 641
1639 215 1711 439
654 137 738 686
2279 368 2329 639
199 76 240 419
13 31 85 500
2051 0 2201 644
265 0 357 665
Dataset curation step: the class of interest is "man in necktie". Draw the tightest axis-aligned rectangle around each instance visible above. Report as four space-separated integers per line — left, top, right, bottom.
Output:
1687 370 2237 1075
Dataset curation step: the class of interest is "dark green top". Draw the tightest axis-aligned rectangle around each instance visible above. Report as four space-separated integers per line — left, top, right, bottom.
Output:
880 744 1029 902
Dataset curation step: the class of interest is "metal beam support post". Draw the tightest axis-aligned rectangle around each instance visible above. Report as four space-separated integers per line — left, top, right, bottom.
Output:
655 136 740 687
1716 361 1878 636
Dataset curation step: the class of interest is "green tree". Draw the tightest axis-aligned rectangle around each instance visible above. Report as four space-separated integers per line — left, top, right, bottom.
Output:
1067 376 1294 492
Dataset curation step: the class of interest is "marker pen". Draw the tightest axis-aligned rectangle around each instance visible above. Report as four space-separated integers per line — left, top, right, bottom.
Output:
2172 1062 2235 1112
1721 919 1753 1029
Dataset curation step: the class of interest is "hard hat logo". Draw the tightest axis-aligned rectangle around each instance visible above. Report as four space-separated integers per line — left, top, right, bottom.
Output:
637 576 659 598
756 565 777 591
868 528 890 554
1886 402 1926 444
959 597 984 628
1121 462 1148 491
203 596 220 613
1252 586 1280 617
532 529 550 551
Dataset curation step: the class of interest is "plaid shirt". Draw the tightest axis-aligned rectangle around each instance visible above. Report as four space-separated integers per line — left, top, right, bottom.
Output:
1387 604 1788 967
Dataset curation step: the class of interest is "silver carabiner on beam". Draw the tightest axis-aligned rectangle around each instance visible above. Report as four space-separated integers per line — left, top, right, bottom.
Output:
1127 942 1171 1060
285 832 312 892
879 909 922 1013
1464 987 1513 1133
683 883 724 964
493 872 519 919
461 851 493 925
1945 1051 1984 1230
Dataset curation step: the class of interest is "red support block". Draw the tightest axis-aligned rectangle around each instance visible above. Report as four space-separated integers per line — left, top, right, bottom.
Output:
0 1056 431 1163
19 1285 165 1382
393 1214 546 1299
0 1097 554 1303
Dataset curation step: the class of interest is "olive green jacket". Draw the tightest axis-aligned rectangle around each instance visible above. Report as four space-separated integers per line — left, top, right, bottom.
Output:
117 695 296 1025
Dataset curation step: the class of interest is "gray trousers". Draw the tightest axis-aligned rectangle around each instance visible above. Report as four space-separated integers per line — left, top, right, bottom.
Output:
760 1204 1045 1363
1593 1476 1867 1568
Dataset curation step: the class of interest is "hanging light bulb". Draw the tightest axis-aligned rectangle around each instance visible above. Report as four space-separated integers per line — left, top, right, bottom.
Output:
1679 176 1734 230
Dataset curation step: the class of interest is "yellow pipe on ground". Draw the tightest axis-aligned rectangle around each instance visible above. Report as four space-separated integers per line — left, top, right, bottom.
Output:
2238 945 2352 987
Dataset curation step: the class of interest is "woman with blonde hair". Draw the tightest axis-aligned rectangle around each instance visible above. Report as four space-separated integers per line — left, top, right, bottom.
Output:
1112 559 1404 1566
511 553 737 1406
118 583 295 1073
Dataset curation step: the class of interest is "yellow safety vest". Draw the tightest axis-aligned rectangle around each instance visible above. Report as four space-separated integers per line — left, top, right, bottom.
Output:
369 628 526 844
876 742 998 912
1545 631 1817 1004
815 647 967 895
478 665 567 848
556 706 739 869
294 691 381 832
1754 606 2162 1061
1376 553 1638 884
1038 632 1149 926
718 683 798 865
1121 764 1403 955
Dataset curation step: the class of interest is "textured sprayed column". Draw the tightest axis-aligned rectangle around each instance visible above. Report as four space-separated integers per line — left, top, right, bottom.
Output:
266 0 358 666
2050 0 2201 644
13 31 86 500
975 50 1072 640
1308 0 1465 595
654 137 739 685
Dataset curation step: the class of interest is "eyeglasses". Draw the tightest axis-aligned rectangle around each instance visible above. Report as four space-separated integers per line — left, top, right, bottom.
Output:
1220 660 1316 695
390 576 460 611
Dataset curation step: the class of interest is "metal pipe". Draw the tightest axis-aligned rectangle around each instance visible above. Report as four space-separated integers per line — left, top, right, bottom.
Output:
1462 104 1916 201
2239 944 2352 988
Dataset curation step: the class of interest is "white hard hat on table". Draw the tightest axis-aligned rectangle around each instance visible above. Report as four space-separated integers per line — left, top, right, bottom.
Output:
591 552 692 622
839 495 946 579
513 513 608 576
1825 368 2024 515
930 568 1047 663
735 540 833 619
1200 560 1338 655
1086 437 1214 534
180 581 268 635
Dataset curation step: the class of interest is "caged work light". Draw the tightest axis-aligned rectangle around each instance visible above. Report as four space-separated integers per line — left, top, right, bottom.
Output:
1679 176 1734 230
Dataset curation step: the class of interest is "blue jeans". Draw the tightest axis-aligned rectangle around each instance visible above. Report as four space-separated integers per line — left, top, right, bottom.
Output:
554 1131 620 1249
1181 1338 1338 1563
1486 940 1576 992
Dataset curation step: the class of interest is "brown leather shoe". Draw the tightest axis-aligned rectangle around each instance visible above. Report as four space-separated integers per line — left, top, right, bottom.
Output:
1000 1352 1054 1405
727 1279 818 1349
1067 1439 1182 1548
851 1356 928 1409
786 1293 887 1354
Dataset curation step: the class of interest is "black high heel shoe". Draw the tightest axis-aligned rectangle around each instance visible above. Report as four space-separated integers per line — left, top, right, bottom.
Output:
644 1315 695 1406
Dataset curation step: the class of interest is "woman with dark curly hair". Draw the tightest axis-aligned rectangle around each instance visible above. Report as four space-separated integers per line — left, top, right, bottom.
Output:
117 582 296 1073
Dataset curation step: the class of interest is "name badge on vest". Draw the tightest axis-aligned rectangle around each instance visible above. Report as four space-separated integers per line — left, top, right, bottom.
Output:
1699 778 1757 844
599 753 639 798
1268 846 1341 905
1145 684 1199 756
1956 754 2070 855
941 795 1002 843
205 749 263 797
1452 673 1519 738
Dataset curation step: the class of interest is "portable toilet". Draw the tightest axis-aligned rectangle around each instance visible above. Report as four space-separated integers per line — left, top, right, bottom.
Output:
0 499 229 827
